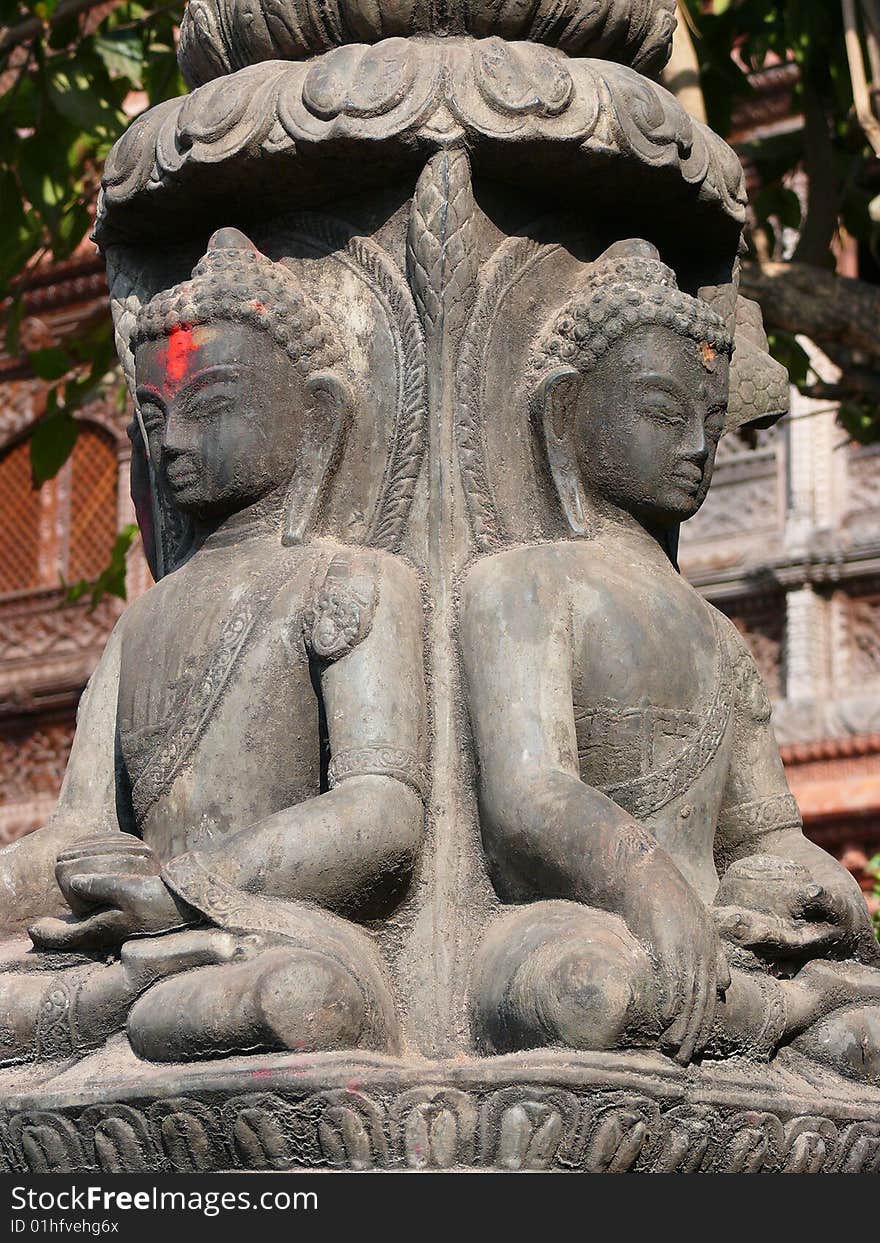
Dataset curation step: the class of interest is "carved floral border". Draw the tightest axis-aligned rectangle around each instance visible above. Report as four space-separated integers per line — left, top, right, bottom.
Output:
2 1084 877 1174
96 39 746 242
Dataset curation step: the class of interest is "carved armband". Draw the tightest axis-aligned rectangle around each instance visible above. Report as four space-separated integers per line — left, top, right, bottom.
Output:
717 792 803 849
303 556 378 661
328 746 429 802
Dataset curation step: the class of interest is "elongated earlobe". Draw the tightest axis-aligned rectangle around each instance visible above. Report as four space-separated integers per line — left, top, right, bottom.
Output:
282 372 353 545
532 367 592 537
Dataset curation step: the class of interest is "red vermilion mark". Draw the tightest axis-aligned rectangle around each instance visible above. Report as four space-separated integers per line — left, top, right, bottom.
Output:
166 322 197 385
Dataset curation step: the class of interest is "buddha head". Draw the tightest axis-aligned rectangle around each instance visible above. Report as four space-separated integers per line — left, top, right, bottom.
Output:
131 227 351 546
530 240 733 538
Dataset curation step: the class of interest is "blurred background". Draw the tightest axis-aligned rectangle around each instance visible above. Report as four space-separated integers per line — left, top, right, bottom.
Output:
0 0 878 917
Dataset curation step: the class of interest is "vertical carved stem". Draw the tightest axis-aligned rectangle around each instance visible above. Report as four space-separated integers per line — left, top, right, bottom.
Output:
407 147 477 1053
407 146 477 342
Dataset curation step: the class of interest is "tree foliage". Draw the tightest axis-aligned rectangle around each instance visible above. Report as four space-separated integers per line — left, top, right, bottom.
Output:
681 0 880 442
0 1 183 485
0 1 183 596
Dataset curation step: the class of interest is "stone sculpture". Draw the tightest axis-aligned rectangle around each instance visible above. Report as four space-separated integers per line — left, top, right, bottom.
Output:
0 0 878 1174
461 243 880 1074
0 227 426 1065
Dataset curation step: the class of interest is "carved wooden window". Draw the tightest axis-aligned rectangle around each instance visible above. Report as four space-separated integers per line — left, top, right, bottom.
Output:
68 426 118 581
0 438 42 593
0 422 119 597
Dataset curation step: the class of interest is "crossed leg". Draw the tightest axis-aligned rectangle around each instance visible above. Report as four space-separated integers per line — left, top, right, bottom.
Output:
0 916 399 1066
470 901 880 1084
127 938 391 1061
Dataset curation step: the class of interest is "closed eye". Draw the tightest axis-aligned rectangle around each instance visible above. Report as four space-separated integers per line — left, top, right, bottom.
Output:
704 405 726 437
644 402 686 424
177 390 236 419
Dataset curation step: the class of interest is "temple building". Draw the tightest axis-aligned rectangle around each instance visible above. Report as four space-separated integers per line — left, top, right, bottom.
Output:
679 357 880 912
0 248 151 846
679 56 880 912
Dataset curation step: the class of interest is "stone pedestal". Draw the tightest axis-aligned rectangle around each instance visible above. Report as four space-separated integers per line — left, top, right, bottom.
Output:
3 1043 878 1173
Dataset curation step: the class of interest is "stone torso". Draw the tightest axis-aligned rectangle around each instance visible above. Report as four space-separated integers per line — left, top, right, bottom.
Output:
562 539 734 901
116 535 325 860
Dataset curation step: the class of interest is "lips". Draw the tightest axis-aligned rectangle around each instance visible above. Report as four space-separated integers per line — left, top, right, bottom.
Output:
165 459 200 487
671 464 704 489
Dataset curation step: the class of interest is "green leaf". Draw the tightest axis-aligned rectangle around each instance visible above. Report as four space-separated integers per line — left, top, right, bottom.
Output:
0 170 39 288
94 31 145 87
29 409 78 484
53 198 91 259
66 523 138 608
837 402 880 446
3 294 24 355
767 331 810 389
28 346 73 380
46 65 123 131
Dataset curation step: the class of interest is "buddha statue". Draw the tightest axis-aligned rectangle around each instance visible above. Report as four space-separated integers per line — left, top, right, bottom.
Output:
0 228 426 1065
460 241 880 1083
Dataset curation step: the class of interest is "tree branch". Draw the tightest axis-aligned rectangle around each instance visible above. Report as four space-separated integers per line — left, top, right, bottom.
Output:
0 0 118 56
740 259 880 363
792 79 839 266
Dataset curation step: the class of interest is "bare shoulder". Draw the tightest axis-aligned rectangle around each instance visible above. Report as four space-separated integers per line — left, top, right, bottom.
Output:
460 544 580 648
703 599 773 721
703 597 747 648
112 575 167 637
704 598 762 671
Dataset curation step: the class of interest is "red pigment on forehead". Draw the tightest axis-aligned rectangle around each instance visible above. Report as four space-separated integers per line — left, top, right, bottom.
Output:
165 323 197 385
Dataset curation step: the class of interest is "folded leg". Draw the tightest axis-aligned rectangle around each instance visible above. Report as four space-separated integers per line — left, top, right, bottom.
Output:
469 902 659 1055
0 929 252 1066
127 920 400 1062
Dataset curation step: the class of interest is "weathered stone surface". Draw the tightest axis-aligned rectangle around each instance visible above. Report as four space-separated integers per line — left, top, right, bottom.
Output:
0 2 878 1172
94 43 746 246
176 0 678 87
1 1045 879 1173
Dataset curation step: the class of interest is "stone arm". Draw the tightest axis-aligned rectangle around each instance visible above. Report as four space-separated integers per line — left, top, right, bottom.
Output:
714 616 879 964
460 557 698 919
163 553 426 922
0 622 124 934
460 554 734 1061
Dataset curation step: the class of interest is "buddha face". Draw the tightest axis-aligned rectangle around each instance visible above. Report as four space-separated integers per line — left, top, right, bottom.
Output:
134 321 304 522
566 324 729 528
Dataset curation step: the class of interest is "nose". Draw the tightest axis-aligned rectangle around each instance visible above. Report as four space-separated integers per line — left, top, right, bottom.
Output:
682 414 708 465
161 409 194 462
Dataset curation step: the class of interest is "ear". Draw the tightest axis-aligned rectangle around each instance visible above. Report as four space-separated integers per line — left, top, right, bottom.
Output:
532 366 591 537
128 410 162 579
282 371 353 545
